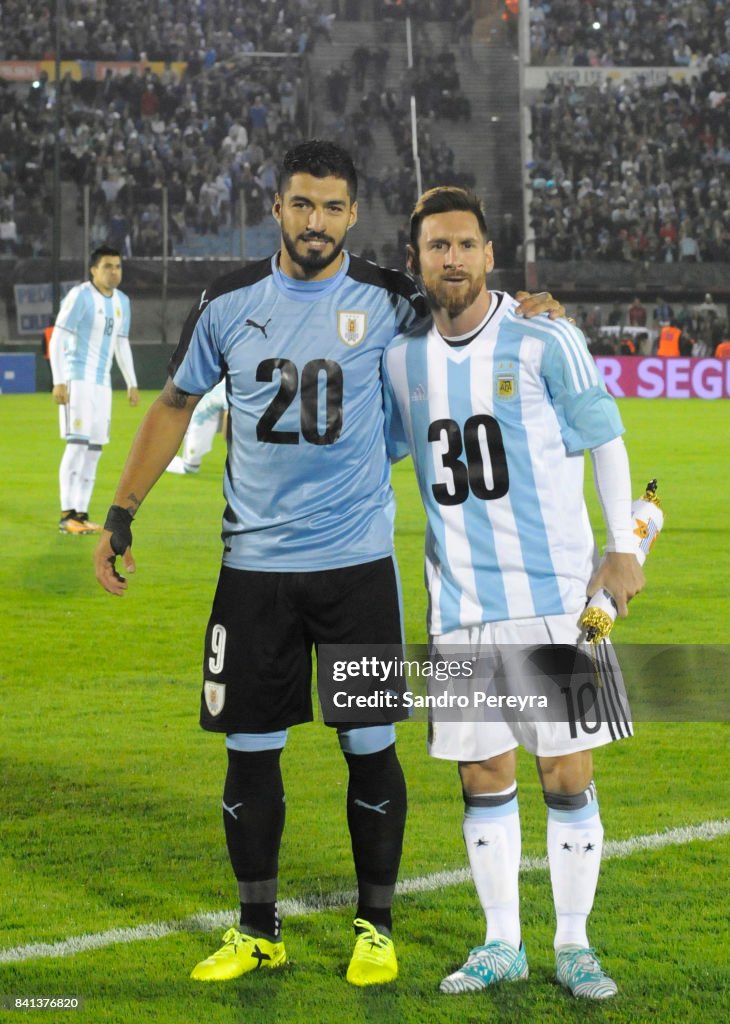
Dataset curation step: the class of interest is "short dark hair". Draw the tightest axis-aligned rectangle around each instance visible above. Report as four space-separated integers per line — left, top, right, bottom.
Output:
278 139 358 201
89 245 121 268
409 187 488 250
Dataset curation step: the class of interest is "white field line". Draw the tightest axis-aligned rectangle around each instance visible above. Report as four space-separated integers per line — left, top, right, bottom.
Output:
2 818 728 965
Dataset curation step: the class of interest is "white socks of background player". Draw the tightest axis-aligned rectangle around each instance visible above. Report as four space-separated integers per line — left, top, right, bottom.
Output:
462 786 522 949
545 782 604 950
59 440 87 512
60 442 103 515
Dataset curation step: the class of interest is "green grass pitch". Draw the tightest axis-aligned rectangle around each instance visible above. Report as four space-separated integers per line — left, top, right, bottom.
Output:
0 392 727 1023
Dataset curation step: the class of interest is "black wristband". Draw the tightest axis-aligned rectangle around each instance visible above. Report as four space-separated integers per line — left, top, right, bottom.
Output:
104 505 134 556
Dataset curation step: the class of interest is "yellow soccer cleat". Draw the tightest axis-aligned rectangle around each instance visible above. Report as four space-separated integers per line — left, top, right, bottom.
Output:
346 919 398 987
190 927 286 982
59 514 96 535
74 513 103 533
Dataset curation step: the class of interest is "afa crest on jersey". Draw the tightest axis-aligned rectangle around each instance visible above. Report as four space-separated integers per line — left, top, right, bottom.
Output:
496 374 517 399
337 310 367 347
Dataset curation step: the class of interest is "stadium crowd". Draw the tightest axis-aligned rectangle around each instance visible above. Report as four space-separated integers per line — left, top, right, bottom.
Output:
314 37 477 270
328 44 474 210
0 0 477 261
575 293 727 357
530 0 730 67
2 0 729 269
0 0 346 258
0 0 337 62
379 0 471 18
0 58 311 259
527 61 730 262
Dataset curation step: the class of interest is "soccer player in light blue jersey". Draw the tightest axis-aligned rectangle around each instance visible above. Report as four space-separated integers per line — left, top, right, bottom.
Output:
383 187 645 1001
50 246 138 535
94 142 564 988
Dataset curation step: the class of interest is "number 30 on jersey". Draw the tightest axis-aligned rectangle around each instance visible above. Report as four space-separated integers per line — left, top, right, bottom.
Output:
430 414 509 506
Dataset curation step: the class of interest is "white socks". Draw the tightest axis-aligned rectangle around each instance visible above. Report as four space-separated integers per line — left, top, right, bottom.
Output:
75 445 102 514
547 799 604 950
464 781 605 954
463 787 521 949
59 441 87 511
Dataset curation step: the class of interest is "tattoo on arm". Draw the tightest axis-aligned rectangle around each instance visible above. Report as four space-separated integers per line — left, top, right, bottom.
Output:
161 377 191 409
124 493 142 513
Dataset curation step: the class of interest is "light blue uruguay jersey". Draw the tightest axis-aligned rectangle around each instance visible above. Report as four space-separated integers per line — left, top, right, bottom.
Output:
383 291 624 634
54 281 131 385
169 252 426 571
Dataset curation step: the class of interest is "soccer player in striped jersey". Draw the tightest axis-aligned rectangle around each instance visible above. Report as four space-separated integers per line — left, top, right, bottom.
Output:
383 187 645 1001
50 246 138 534
94 142 564 988
165 379 228 475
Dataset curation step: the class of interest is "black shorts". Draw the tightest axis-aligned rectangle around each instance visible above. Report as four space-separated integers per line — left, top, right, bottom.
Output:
200 556 405 733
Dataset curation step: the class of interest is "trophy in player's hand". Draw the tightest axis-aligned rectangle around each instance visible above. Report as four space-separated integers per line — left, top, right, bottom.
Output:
580 480 664 643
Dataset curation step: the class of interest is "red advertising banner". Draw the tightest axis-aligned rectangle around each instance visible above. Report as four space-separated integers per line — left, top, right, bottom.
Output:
595 357 730 399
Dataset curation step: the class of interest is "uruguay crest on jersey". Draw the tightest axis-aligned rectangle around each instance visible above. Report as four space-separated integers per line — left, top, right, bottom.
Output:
204 680 226 716
337 310 367 347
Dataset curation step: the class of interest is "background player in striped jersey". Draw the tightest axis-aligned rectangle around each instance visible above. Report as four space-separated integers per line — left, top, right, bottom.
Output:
94 141 564 988
50 246 138 535
383 187 645 1001
165 378 228 475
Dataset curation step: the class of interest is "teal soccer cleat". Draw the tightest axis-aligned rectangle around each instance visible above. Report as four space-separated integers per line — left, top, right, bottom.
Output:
556 945 618 1000
440 939 528 993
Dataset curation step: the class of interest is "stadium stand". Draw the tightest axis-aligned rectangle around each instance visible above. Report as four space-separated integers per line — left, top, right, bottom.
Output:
527 63 730 264
0 0 331 61
529 0 728 68
0 1 338 259
0 0 727 349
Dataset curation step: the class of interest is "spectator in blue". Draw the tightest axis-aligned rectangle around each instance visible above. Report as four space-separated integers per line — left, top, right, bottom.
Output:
248 95 268 144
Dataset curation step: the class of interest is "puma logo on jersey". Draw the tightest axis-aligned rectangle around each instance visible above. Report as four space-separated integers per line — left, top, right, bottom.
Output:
245 317 271 337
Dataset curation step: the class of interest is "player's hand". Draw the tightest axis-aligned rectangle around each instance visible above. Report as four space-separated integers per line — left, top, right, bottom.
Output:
586 552 645 618
515 290 566 321
52 384 68 405
94 530 136 595
94 506 136 595
128 387 140 407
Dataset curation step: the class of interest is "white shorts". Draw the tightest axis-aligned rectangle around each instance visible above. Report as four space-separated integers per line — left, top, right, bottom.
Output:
427 612 632 762
59 380 112 446
183 411 222 464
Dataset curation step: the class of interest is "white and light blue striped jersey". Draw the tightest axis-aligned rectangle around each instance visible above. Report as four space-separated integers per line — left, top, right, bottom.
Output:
169 252 426 571
51 281 133 386
383 291 624 633
190 379 228 427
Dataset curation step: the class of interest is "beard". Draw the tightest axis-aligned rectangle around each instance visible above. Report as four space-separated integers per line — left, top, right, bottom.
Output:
280 224 347 276
421 273 485 319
